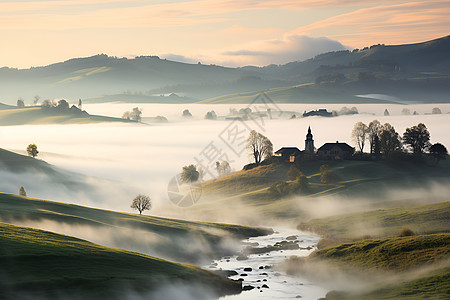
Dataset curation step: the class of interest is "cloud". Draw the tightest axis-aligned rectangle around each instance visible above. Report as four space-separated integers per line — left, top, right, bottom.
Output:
221 35 348 66
292 1 450 47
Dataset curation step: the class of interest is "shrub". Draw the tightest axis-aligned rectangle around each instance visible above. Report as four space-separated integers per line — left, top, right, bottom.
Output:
399 226 415 237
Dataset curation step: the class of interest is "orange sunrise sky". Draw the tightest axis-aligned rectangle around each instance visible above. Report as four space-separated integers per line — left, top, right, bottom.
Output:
0 0 449 68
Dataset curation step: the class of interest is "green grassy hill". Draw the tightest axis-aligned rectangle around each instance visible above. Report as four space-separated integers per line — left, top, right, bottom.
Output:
0 222 241 299
199 159 450 222
0 106 136 125
298 202 450 241
0 192 271 263
283 234 450 300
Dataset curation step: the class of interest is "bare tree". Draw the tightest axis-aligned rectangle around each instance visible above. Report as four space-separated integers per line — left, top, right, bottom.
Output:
247 130 273 164
130 194 152 215
352 121 368 153
216 161 231 177
33 95 40 105
368 120 382 154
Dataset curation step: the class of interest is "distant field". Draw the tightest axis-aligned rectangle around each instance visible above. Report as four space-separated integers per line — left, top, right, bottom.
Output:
0 106 135 125
198 84 396 104
0 222 241 299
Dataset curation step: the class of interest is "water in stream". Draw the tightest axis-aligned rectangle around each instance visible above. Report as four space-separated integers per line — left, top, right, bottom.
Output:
206 229 329 300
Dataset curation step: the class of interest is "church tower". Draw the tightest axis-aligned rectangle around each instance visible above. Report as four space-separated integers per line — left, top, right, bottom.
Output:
305 126 314 153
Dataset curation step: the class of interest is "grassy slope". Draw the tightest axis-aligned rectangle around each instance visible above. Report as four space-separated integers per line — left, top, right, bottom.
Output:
310 234 450 272
0 106 135 125
307 235 450 300
0 192 271 263
298 202 450 240
200 159 450 221
0 222 241 299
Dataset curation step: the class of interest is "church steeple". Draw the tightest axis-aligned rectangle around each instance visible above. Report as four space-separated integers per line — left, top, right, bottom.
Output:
305 126 314 153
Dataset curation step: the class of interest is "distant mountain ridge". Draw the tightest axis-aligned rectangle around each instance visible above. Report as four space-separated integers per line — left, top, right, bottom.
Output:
1 35 449 104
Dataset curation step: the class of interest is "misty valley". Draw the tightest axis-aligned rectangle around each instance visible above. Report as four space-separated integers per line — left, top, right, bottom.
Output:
1 101 449 300
1 31 450 300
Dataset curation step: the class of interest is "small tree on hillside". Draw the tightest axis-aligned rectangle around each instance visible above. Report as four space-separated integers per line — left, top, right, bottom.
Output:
246 130 273 164
402 123 431 157
130 194 152 215
286 165 302 180
429 143 448 165
320 164 338 184
17 98 25 107
216 161 231 177
26 144 39 158
352 121 368 153
19 186 27 197
181 164 199 183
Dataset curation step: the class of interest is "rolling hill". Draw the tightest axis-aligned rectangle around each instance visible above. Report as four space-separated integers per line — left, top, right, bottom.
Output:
0 192 272 264
0 222 242 299
1 36 449 103
0 105 136 125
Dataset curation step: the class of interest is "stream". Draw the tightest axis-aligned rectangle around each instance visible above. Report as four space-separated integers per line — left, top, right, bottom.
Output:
206 229 329 300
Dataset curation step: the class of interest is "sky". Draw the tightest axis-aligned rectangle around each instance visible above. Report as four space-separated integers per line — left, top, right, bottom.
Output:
0 0 449 68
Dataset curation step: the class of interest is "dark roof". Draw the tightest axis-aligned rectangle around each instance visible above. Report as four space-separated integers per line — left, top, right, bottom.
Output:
317 142 354 152
275 147 302 156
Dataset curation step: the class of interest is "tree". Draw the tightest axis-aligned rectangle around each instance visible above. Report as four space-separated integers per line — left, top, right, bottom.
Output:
384 109 390 116
429 143 448 165
19 186 27 197
402 123 431 157
246 130 273 164
216 161 231 177
401 108 411 115
33 95 40 105
352 122 368 153
130 107 142 122
182 109 192 118
78 99 83 110
205 111 217 120
26 144 39 158
431 107 442 114
122 107 142 121
292 174 309 193
181 164 199 183
57 99 69 110
379 123 401 157
286 165 302 180
368 120 381 154
130 194 151 215
320 164 338 184
41 99 55 108
17 98 25 107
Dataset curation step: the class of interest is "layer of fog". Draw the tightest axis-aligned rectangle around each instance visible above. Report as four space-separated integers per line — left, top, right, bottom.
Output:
0 103 449 221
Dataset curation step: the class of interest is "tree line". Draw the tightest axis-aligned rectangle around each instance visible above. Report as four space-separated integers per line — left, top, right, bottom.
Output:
352 121 447 163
